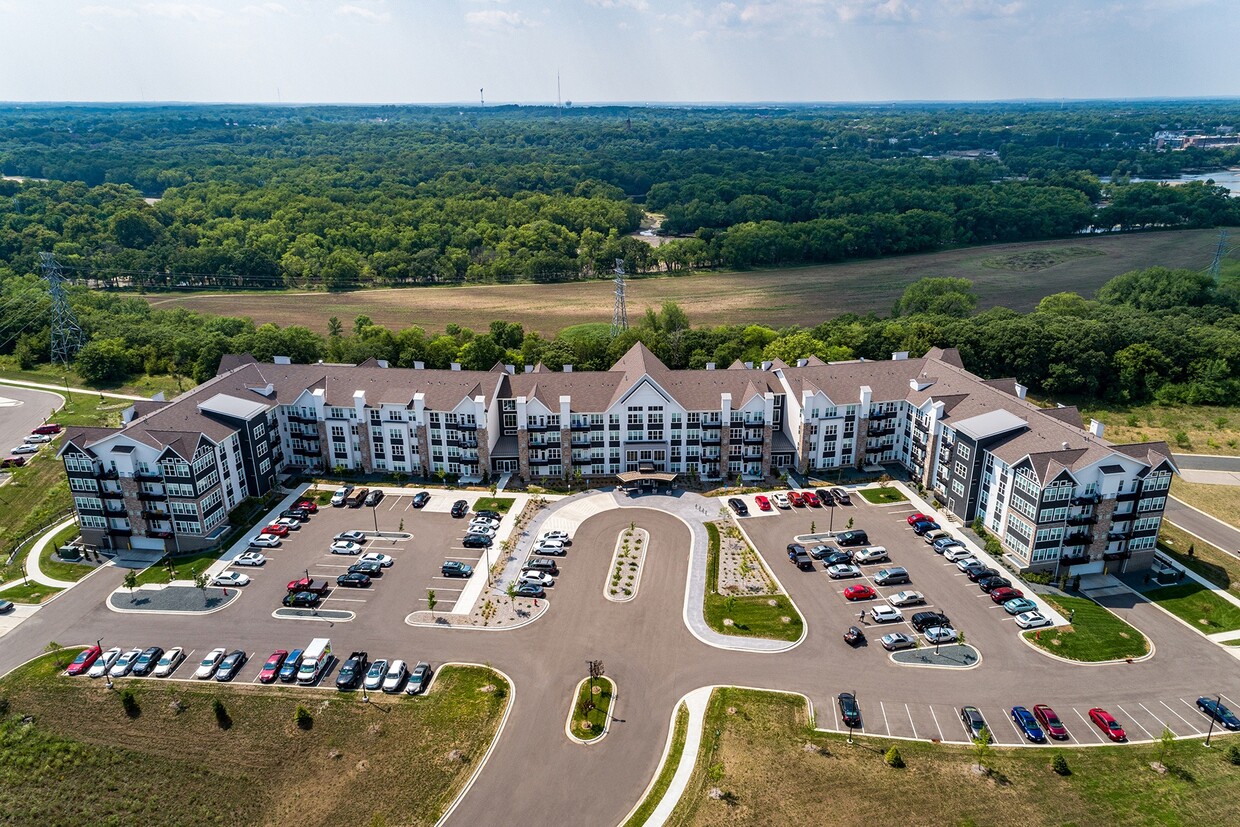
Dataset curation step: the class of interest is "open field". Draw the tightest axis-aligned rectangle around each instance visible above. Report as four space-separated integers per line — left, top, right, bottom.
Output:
665 687 1240 827
141 230 1219 335
0 651 509 827
704 523 803 642
1085 401 1240 457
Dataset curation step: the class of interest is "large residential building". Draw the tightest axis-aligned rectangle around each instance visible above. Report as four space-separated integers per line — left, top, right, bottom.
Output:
60 344 1175 576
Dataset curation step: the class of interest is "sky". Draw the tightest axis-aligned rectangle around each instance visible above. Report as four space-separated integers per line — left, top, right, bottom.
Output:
0 0 1236 104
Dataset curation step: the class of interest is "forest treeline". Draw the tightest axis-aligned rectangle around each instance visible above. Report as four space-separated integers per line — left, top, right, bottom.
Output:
2 266 1238 408
1 102 1239 286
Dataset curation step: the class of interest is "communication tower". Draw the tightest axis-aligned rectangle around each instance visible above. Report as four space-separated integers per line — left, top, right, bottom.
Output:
611 258 629 338
41 252 85 365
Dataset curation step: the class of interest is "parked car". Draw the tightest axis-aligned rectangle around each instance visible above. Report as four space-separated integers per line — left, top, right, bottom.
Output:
406 661 433 695
286 577 331 595
907 513 929 526
334 530 367 543
923 626 958 644
952 556 981 572
463 533 494 548
880 632 916 651
1003 597 1039 615
964 565 998 583
280 508 311 522
283 590 322 608
786 543 807 559
932 537 963 554
1089 708 1126 741
294 499 318 513
754 495 772 511
728 497 749 516
234 551 267 567
23 434 52 444
827 563 862 579
787 491 805 507
347 487 371 508
540 531 571 543
215 650 247 682
279 649 304 682
830 487 851 504
260 522 290 537
923 529 950 546
1015 611 1050 629
807 544 833 560
330 540 364 555
258 650 288 683
911 520 940 536
874 567 910 586
10 444 39 455
66 644 102 676
152 646 185 678
844 625 865 646
772 492 791 509
359 552 394 568
888 590 926 607
523 558 559 575
32 423 63 435
835 529 868 546
838 692 862 728
0 456 27 468
194 647 227 680
519 570 555 588
411 491 431 508
249 534 281 548
473 510 502 520
466 523 498 537
844 584 877 601
441 561 473 578
871 605 903 623
364 659 388 691
821 550 854 567
212 571 251 587
1011 706 1047 742
989 586 1025 604
382 660 408 693
815 488 836 507
330 485 354 506
88 647 123 678
450 500 470 517
514 583 545 598
335 651 369 690
348 560 383 577
977 576 1011 593
363 489 384 507
1032 704 1070 740
960 706 988 740
911 611 951 632
1196 697 1240 730
532 540 565 556
853 547 889 564
802 490 821 507
943 546 974 562
336 572 372 588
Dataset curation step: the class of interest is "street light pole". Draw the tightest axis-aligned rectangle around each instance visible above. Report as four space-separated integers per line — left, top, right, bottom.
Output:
1205 694 1220 747
371 504 379 534
98 637 112 690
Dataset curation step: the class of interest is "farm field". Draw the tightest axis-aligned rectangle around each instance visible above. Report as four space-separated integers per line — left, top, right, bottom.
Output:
142 230 1218 335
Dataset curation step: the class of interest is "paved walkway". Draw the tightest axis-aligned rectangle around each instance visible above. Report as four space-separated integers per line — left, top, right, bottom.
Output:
24 517 79 589
643 686 712 827
0 376 147 401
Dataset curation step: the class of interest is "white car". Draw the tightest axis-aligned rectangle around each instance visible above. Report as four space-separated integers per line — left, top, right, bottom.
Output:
10 444 38 455
109 647 143 678
334 530 367 543
539 531 570 543
359 552 394 568
330 486 352 506
23 434 52 444
853 547 889 564
467 524 497 537
953 557 980 572
923 626 959 644
88 647 122 678
870 606 904 624
772 492 791 509
234 551 266 567
249 534 281 548
944 547 975 562
330 541 364 555
1015 611 1050 629
382 659 407 693
212 571 251 587
274 517 301 531
194 647 228 679
888 591 925 607
153 647 185 677
826 564 861 579
471 516 500 528
364 659 388 691
518 570 555 588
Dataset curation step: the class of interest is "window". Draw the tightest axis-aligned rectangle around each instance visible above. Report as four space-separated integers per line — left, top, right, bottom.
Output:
171 501 198 516
1145 471 1172 492
1013 471 1040 498
259 458 271 475
69 477 98 493
957 443 970 461
1038 507 1068 523
74 496 103 512
1129 535 1157 551
953 461 968 478
173 520 202 534
951 480 965 497
1035 527 1064 544
1138 496 1166 512
1010 495 1036 520
1133 516 1162 533
80 514 107 529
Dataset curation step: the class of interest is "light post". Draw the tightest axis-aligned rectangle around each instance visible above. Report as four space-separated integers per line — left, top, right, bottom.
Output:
98 637 112 690
1205 694 1221 748
361 681 369 704
371 503 379 534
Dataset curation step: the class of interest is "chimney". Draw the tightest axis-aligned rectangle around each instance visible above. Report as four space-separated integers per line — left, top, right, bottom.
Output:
505 364 515 374
1014 382 1027 400
891 351 909 361
376 359 389 369
705 362 715 370
273 355 291 365
1089 419 1105 439
563 364 573 372
1062 441 1070 450
796 358 808 368
744 361 753 369
761 361 773 371
524 365 534 374
450 363 461 371
413 361 425 370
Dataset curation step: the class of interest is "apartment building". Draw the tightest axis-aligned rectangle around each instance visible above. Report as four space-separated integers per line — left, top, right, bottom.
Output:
60 344 1174 573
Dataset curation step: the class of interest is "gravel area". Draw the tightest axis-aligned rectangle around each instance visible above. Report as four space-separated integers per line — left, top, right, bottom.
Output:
407 593 546 628
715 522 776 595
108 584 238 613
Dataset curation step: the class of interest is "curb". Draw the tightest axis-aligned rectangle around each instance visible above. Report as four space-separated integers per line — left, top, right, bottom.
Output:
888 644 983 670
432 664 517 826
105 586 240 616
1168 495 1240 541
405 598 548 631
565 675 616 745
1016 622 1156 665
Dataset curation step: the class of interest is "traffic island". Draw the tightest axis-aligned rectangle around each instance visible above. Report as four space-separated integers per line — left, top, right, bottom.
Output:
704 522 803 642
606 524 648 601
272 607 355 622
890 643 981 669
1022 594 1151 662
107 583 238 615
567 675 616 744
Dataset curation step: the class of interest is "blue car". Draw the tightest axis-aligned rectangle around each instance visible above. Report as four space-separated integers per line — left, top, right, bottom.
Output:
1011 706 1046 742
1003 597 1038 615
912 520 940 536
1196 697 1240 730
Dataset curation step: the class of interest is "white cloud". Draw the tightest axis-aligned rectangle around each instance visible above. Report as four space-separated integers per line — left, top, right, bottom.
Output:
465 9 535 28
79 4 139 17
241 2 289 16
142 3 224 21
589 0 650 10
336 4 390 22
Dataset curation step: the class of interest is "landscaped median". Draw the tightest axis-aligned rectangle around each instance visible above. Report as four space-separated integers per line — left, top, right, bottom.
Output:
1022 594 1150 662
0 649 511 826
607 523 648 601
567 674 616 744
704 522 802 642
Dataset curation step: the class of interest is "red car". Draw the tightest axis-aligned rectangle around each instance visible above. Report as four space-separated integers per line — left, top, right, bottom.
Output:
1033 704 1070 740
66 644 102 676
802 491 821 507
907 513 929 526
844 584 877 601
989 586 1025 604
754 495 772 512
257 650 288 684
261 522 290 537
32 423 63 435
1089 708 1126 741
788 491 805 507
295 499 318 513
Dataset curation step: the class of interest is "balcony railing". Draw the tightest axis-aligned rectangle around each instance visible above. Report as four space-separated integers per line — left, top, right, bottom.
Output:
569 422 591 432
1067 515 1097 526
451 421 478 432
107 526 133 537
288 413 318 425
140 509 168 520
95 468 119 481
1103 551 1131 562
1071 493 1102 506
137 491 167 502
1064 532 1092 546
104 504 128 516
134 471 162 482
1060 553 1091 567
292 446 320 458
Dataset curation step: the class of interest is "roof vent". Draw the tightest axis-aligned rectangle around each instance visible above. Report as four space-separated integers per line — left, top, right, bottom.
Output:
1062 441 1070 450
705 362 715 370
891 351 909 361
273 355 291 365
505 364 516 374
796 358 808 368
450 363 461 371
1015 382 1027 400
563 364 573 372
376 360 389 369
761 361 773 371
413 361 424 370
524 365 534 373
1089 419 1105 438
744 361 753 369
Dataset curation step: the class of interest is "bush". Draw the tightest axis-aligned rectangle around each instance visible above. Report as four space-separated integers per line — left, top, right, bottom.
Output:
120 688 140 718
1052 752 1071 776
884 745 905 768
213 697 231 729
1227 744 1240 766
294 704 313 730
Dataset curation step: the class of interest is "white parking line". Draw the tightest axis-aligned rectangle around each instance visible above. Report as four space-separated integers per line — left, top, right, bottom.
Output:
1073 708 1105 742
323 597 368 604
1138 702 1170 734
1162 700 1203 733
1116 705 1154 740
880 701 891 735
1001 708 1025 742
905 704 918 739
388 498 402 511
831 701 839 731
1221 693 1239 710
929 705 945 742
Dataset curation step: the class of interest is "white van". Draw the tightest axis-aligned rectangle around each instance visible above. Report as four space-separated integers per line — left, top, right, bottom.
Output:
297 637 332 685
852 546 889 564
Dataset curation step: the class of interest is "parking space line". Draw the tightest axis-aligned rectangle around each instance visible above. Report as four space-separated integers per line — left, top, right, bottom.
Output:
1073 708 1105 742
1138 702 1171 735
1221 693 1239 709
880 701 891 736
324 597 368 604
388 498 402 511
1001 708 1025 742
831 702 839 732
905 704 918 739
929 705 945 742
1116 705 1155 740
1162 700 1203 733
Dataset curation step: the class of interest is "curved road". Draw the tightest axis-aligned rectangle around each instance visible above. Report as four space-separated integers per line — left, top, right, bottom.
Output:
1 504 1239 824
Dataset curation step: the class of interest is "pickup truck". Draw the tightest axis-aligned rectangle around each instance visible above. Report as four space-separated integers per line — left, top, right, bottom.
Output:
286 576 332 595
335 651 369 690
788 550 815 571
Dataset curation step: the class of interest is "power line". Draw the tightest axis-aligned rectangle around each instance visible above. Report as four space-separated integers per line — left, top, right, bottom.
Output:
41 252 85 365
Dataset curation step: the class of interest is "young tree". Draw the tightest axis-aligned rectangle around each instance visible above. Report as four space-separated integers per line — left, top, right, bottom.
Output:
587 659 605 692
972 726 993 772
193 570 209 603
1157 726 1175 767
427 589 437 619
123 570 138 599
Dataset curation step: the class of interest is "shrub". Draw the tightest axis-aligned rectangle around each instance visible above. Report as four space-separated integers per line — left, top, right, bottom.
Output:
1052 752 1071 776
120 688 140 718
884 745 905 768
1227 744 1240 766
294 704 313 730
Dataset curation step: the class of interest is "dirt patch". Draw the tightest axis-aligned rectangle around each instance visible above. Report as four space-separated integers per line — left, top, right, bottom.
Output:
716 523 776 595
979 246 1103 272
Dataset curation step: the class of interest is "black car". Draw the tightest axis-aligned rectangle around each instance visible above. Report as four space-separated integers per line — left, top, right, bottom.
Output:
335 652 369 690
337 572 372 588
820 550 853 567
364 489 384 507
474 510 501 520
964 565 999 582
523 558 559 575
808 544 838 561
349 561 383 577
1197 697 1240 730
283 590 322 608
131 646 164 677
977 576 1011 593
411 491 431 508
815 488 836 507
843 626 865 646
911 611 951 632
462 533 493 548
961 705 988 740
728 497 749 516
912 520 940 536
514 583 545 598
790 551 815 571
831 487 851 505
835 530 869 547
406 661 433 695
786 543 808 559
280 508 311 522
214 649 247 682
450 500 469 518
838 692 862 728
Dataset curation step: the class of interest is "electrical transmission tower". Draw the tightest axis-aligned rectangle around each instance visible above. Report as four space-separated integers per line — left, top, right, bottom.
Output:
610 258 628 338
1208 229 1232 282
41 252 85 365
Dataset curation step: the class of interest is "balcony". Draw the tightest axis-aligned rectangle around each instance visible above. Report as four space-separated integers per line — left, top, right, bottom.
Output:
134 471 162 482
702 435 722 446
869 410 897 421
140 509 169 520
107 526 133 537
104 504 128 516
1060 553 1091 567
526 422 550 432
743 433 764 445
288 413 318 426
869 423 897 438
1064 532 1092 546
292 446 320 458
1103 550 1131 562
1071 493 1102 506
451 421 478 432
1106 530 1131 542
137 491 167 502
95 468 119 481
569 421 591 432
1116 490 1139 502
1067 514 1097 526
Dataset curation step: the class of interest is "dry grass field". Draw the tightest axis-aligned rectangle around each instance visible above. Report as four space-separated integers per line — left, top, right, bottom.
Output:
143 230 1218 335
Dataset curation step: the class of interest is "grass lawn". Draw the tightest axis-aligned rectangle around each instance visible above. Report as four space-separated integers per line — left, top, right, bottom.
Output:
37 523 98 583
472 496 515 514
1170 479 1240 529
1023 594 1150 661
1083 401 1240 457
704 523 803 642
0 358 186 400
623 703 689 827
1145 582 1240 633
858 487 907 504
133 549 222 586
1158 522 1239 597
664 686 1240 827
570 677 615 742
0 581 63 603
0 458 73 584
0 651 510 827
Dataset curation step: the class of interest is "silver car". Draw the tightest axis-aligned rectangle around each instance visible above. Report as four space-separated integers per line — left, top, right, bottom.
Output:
364 659 388 691
109 647 144 678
